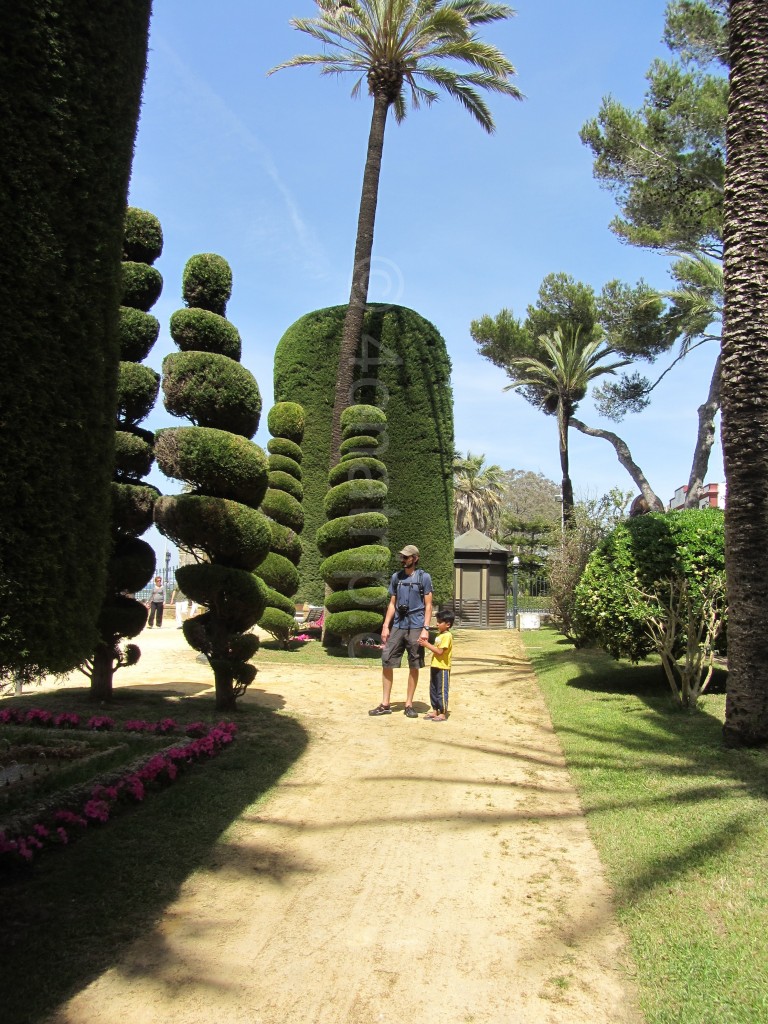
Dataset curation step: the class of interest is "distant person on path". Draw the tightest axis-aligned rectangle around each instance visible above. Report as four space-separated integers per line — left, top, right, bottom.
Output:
146 577 166 628
170 587 197 629
369 545 433 719
419 609 454 721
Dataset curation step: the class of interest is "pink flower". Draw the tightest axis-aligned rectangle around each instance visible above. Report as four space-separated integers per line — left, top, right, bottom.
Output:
87 715 114 731
83 799 111 823
54 712 81 729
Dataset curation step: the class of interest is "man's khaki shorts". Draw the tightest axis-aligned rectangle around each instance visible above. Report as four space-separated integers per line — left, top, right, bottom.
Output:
381 627 425 669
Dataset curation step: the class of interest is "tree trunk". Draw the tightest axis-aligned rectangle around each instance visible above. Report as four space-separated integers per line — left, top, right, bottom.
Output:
721 0 768 747
569 417 664 510
89 643 115 702
683 354 722 508
330 92 390 466
558 407 575 525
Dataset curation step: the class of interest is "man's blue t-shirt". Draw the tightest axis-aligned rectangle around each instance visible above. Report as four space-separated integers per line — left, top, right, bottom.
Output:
389 568 433 630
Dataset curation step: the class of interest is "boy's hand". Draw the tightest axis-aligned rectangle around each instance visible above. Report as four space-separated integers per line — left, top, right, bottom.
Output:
418 636 429 647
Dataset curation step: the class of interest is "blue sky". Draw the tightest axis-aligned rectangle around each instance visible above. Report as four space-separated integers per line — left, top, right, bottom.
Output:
129 1 723 563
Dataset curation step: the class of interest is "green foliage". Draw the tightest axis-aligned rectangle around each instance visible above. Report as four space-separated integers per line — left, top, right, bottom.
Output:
274 304 454 604
154 494 272 572
574 509 726 705
341 403 386 437
580 0 727 255
122 206 163 264
267 401 305 443
325 585 389 613
267 436 302 462
324 478 388 519
113 430 154 481
120 261 163 312
0 0 152 676
268 520 302 565
97 594 147 640
259 488 304 534
108 536 156 594
319 544 391 589
255 551 300 597
268 469 302 502
325 609 387 640
110 482 159 536
117 307 160 362
339 434 379 458
316 512 388 556
169 307 242 360
260 585 296 617
116 362 160 426
268 453 302 479
161 351 262 438
328 456 386 488
182 253 233 315
154 426 268 509
177 565 267 635
257 605 297 646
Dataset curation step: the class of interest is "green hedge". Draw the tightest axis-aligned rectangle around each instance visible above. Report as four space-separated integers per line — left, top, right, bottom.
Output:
268 453 302 479
268 401 305 443
339 434 379 458
328 456 387 488
268 520 303 564
169 307 242 360
121 261 163 311
268 436 303 462
0 0 151 676
274 304 454 603
123 206 163 264
325 585 389 613
110 481 159 536
154 426 268 509
162 350 262 438
177 565 267 635
260 488 304 534
319 544 391 589
268 469 303 502
316 512 388 556
114 430 154 480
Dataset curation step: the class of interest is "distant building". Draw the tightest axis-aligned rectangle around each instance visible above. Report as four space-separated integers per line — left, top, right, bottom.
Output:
668 482 726 511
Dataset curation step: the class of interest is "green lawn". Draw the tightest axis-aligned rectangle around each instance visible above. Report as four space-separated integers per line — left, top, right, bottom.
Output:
521 627 768 1024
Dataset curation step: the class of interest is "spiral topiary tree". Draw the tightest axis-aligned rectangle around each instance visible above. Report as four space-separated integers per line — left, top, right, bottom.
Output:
274 304 454 606
318 405 391 645
80 207 163 701
154 254 271 710
255 402 306 647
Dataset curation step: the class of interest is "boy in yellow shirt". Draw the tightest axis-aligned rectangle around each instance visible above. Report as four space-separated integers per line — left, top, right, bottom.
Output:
419 609 454 721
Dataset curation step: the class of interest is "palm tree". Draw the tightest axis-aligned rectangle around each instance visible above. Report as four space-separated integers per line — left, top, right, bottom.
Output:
270 1 521 463
453 451 505 535
505 327 630 524
721 0 768 747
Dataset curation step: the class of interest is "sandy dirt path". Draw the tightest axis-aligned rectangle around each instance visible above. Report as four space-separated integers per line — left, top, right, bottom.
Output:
46 626 642 1024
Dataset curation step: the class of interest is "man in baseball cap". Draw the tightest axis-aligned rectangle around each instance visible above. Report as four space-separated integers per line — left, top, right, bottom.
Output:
369 543 433 718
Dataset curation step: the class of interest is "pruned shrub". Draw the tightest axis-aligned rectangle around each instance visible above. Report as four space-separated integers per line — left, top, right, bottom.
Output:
316 512 388 556
110 482 160 537
182 253 232 315
170 307 241 360
162 350 262 437
123 206 163 264
157 253 269 708
573 508 726 708
324 478 387 519
154 426 268 509
339 434 379 458
114 430 154 480
268 469 302 502
268 436 302 462
328 457 387 488
116 362 160 425
121 261 163 311
118 306 160 362
260 488 304 534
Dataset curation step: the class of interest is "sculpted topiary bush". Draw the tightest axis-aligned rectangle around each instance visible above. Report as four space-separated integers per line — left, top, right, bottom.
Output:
255 403 306 647
573 508 726 707
155 253 271 710
319 405 391 643
274 304 454 604
82 207 162 701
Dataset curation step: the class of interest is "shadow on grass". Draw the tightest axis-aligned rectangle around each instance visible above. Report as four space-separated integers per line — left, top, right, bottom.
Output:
0 690 309 1024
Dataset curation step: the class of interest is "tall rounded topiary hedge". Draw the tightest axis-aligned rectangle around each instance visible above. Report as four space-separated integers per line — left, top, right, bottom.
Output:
256 402 306 646
318 405 390 642
154 254 271 710
0 2 151 681
274 304 454 606
85 208 163 700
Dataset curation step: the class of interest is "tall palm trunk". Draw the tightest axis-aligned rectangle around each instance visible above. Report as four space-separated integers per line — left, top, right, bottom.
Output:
330 92 390 465
684 354 722 508
721 0 768 747
557 404 575 525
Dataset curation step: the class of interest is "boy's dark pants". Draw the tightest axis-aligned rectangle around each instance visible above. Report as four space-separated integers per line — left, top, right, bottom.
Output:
429 667 450 714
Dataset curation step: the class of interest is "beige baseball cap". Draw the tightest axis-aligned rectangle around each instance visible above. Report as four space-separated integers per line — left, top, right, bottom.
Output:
398 544 419 558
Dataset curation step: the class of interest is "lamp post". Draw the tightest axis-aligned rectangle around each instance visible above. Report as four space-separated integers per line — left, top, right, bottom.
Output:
512 555 520 630
164 549 171 597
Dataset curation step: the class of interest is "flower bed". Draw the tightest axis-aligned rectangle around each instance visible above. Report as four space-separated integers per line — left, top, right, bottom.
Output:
0 716 237 871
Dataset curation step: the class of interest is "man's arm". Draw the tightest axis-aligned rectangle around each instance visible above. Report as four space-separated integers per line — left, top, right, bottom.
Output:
421 591 433 637
381 594 397 642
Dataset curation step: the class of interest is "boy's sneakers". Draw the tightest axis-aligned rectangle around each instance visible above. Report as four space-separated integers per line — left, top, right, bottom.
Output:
403 706 418 718
368 704 392 716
